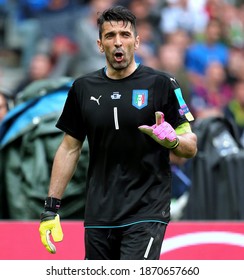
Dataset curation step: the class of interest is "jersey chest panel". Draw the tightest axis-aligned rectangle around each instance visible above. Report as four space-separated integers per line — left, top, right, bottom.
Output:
81 80 158 133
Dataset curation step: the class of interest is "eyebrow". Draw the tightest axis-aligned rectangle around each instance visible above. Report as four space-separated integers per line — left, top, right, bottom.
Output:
105 29 132 36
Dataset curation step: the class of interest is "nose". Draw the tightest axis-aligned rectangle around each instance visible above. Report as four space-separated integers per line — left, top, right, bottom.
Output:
114 35 122 47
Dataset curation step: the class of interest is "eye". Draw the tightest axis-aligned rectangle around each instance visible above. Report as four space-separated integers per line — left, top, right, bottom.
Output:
104 33 114 39
122 32 131 38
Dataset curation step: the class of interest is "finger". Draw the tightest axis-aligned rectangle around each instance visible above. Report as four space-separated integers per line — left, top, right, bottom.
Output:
52 215 64 242
138 125 153 136
40 229 56 254
155 112 164 126
167 130 178 142
46 230 57 253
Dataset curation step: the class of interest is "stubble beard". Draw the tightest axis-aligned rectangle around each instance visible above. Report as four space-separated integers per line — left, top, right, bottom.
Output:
106 53 132 72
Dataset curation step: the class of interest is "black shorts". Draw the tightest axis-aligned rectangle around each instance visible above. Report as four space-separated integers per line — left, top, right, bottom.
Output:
84 222 167 260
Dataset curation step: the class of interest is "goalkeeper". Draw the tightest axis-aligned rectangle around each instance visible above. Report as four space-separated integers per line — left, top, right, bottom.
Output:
39 5 197 259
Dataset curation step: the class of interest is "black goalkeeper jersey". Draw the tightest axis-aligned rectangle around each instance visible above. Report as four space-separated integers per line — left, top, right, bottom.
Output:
56 64 188 227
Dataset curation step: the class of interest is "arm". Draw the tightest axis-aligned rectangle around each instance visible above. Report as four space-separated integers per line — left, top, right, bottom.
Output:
39 133 83 254
48 133 83 199
171 131 197 158
171 121 197 158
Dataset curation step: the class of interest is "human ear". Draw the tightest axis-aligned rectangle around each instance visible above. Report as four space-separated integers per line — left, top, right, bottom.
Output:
97 39 104 53
134 36 140 50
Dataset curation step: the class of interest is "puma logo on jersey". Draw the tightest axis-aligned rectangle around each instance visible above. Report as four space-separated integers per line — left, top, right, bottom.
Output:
170 77 177 83
90 95 102 105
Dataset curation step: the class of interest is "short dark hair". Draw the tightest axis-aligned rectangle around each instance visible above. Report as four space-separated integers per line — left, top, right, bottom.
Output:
97 6 137 39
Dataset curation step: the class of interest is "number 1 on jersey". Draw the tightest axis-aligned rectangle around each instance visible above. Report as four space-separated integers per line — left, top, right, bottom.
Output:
113 107 119 130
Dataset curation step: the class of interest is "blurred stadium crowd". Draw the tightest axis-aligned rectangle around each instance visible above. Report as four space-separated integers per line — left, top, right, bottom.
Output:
0 0 244 220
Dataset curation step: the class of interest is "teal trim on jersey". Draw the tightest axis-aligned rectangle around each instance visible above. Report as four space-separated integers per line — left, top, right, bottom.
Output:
84 220 168 229
174 88 194 121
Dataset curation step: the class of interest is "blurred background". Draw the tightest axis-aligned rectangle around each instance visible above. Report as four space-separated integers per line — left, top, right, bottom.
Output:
0 0 244 221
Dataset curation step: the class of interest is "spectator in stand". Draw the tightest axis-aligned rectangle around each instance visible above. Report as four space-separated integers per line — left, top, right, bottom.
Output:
37 0 80 43
5 0 81 70
0 0 10 47
159 0 208 38
73 0 116 76
122 0 162 68
0 90 11 122
221 2 244 49
126 0 161 25
47 35 78 78
157 41 192 220
204 0 226 21
4 0 48 69
127 0 162 45
134 18 159 68
165 29 192 52
190 61 233 119
0 86 14 118
224 80 244 147
157 43 191 104
12 52 54 99
185 18 230 88
33 0 81 76
226 47 244 85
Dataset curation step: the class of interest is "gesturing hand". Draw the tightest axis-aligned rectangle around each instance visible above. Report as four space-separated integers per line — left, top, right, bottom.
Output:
138 111 179 149
39 211 64 254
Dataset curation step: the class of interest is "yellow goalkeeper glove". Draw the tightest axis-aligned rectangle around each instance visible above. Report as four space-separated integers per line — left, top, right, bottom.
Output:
39 197 63 254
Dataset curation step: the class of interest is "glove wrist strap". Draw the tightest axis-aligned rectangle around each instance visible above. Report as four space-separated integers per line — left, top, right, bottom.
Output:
44 197 61 213
170 137 180 149
40 210 57 221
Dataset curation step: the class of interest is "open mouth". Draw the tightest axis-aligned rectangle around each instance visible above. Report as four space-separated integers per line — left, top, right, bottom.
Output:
114 51 124 62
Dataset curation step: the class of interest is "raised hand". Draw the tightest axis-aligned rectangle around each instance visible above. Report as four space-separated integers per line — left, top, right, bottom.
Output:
138 111 179 149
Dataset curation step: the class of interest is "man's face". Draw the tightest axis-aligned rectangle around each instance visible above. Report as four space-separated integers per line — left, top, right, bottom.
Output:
97 20 139 71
